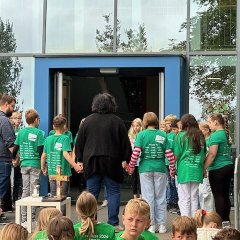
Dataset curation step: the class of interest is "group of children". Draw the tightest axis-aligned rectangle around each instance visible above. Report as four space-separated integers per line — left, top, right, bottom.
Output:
1 191 240 240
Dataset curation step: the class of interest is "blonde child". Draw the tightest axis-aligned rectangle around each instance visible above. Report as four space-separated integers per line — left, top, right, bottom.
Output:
0 222 28 240
194 209 221 240
164 114 177 133
198 122 215 211
74 191 115 239
32 207 62 240
41 115 81 197
171 216 197 240
10 111 22 134
159 119 167 132
128 112 169 233
47 216 75 240
12 109 44 225
128 118 143 199
115 198 151 240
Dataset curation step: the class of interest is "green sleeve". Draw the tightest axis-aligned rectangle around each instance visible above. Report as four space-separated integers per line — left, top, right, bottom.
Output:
173 133 183 158
134 132 142 148
208 131 224 146
37 130 45 146
62 137 72 152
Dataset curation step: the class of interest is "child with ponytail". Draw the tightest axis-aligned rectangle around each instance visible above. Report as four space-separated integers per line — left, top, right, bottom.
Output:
194 209 222 240
204 113 233 223
74 191 115 239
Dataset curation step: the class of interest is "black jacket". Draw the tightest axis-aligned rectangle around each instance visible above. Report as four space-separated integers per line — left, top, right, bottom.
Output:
75 113 132 183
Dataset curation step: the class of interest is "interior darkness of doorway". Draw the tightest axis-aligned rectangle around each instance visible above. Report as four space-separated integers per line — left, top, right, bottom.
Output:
50 67 162 187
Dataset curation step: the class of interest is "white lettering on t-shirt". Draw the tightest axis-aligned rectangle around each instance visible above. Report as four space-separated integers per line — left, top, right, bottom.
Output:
55 142 62 151
155 135 165 144
28 133 37 142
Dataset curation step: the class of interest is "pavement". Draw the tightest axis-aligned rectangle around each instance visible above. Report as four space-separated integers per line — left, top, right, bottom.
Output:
0 187 236 240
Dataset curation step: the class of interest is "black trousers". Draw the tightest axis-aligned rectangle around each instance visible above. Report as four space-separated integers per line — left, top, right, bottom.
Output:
132 166 141 195
209 164 234 221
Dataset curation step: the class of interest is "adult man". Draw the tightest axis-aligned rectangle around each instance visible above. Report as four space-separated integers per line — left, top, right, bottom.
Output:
75 93 132 231
0 94 16 213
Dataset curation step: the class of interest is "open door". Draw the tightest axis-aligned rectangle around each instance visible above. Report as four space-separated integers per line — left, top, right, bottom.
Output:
54 72 71 128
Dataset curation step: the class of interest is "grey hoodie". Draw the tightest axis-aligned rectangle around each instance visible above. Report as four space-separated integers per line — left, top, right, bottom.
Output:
0 111 15 161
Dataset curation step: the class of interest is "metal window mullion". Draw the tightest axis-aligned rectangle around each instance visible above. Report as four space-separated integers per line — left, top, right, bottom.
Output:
113 0 118 53
42 0 47 54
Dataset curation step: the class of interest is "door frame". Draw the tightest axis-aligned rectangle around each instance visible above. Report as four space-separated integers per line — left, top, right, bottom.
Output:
35 55 186 133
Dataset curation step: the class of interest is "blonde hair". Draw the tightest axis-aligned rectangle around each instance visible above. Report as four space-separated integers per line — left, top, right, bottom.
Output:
124 198 150 219
172 216 197 236
32 208 62 239
164 114 177 124
11 111 22 119
76 191 97 236
25 109 39 125
143 112 159 129
0 222 28 240
47 216 75 240
128 118 143 141
194 209 222 228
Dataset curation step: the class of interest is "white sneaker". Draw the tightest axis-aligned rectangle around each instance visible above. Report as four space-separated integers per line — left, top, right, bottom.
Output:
148 225 155 233
101 200 108 207
159 224 167 233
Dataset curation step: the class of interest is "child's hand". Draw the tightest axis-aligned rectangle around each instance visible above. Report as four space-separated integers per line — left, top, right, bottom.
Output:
122 161 127 169
12 159 19 167
127 166 134 175
75 162 83 173
41 167 48 176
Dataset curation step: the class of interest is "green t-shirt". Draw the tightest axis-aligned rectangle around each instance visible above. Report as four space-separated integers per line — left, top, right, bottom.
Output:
141 230 159 240
173 131 205 184
208 129 232 171
49 130 73 143
33 231 48 240
115 232 145 240
74 222 115 240
165 131 176 166
14 127 45 168
134 129 168 173
43 134 72 176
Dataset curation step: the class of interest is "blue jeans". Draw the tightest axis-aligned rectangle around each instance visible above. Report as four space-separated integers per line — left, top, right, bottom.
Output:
166 166 178 205
0 162 12 200
87 174 120 226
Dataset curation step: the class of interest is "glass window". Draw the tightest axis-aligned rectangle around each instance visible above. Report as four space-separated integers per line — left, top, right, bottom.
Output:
0 0 43 53
0 57 34 119
46 0 114 53
189 56 236 142
117 0 187 52
190 0 236 51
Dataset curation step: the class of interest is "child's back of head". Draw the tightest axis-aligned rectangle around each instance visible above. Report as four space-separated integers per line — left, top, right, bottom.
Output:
53 114 67 131
25 108 39 126
212 227 240 240
0 222 28 240
32 207 62 239
194 209 222 228
47 216 74 240
172 216 197 240
76 191 97 236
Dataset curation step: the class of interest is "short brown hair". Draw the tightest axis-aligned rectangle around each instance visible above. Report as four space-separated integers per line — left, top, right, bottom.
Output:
47 216 75 240
0 94 16 106
25 109 39 124
143 112 159 129
212 228 240 240
53 114 67 130
172 216 197 236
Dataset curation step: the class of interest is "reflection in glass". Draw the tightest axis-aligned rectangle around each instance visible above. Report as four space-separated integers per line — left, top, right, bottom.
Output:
189 56 236 142
117 0 187 52
0 57 34 114
46 0 114 53
190 0 236 51
0 0 43 53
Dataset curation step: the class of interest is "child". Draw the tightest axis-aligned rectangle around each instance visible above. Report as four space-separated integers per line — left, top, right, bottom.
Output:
212 228 240 240
172 114 205 217
32 207 62 240
159 119 167 132
47 216 75 240
128 112 169 234
198 122 215 211
10 111 23 205
171 216 197 240
194 209 221 240
204 113 233 222
74 191 115 239
12 109 44 225
0 222 28 240
115 198 151 240
41 114 81 197
128 118 143 199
